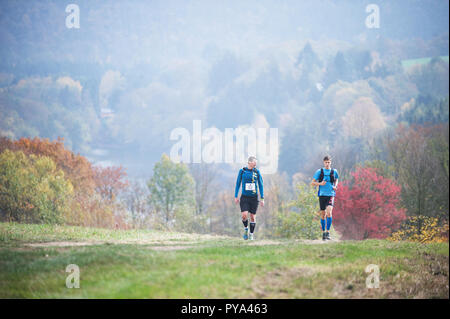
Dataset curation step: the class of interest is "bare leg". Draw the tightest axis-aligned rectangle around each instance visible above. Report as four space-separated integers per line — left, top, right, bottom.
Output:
325 206 333 218
320 210 326 220
242 211 248 224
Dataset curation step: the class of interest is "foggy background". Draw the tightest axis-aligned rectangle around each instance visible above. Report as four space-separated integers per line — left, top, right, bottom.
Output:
1 0 447 179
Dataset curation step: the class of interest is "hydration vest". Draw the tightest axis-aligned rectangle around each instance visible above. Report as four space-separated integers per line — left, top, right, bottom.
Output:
241 167 259 194
318 168 336 184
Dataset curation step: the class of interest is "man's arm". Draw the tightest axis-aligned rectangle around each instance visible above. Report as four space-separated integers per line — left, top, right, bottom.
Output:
257 172 264 199
257 172 264 206
333 179 339 191
234 169 243 199
311 179 326 187
333 170 339 190
311 170 326 187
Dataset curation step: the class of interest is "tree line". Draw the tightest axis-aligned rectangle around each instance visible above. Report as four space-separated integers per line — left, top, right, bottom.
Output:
1 121 448 243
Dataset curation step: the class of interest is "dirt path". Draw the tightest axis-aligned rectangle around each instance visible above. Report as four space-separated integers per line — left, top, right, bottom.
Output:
296 238 341 244
24 237 340 250
26 241 105 247
24 241 201 251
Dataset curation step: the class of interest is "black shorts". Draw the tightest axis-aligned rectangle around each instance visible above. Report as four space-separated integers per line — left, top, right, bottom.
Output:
319 196 334 211
240 195 259 214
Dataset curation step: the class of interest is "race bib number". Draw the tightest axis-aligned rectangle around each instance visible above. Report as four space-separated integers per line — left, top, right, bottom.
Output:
245 183 256 191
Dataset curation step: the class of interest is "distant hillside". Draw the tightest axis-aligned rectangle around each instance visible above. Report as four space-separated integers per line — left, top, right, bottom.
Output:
402 55 449 69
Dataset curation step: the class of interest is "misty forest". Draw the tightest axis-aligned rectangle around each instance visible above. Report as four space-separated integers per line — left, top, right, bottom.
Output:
0 0 449 242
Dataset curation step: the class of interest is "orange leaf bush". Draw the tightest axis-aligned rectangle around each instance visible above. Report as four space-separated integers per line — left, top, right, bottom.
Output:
0 137 129 228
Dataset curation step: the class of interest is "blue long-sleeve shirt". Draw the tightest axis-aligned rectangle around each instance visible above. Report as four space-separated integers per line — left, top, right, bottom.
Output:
235 167 264 199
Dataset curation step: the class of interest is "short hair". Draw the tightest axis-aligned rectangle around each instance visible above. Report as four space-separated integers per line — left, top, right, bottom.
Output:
248 156 257 163
323 155 332 161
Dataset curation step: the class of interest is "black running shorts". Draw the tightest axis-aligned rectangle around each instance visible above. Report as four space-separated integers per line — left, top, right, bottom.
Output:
319 196 334 211
240 195 259 214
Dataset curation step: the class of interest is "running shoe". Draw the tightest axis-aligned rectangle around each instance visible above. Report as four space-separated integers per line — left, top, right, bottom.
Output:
243 227 249 240
322 232 327 241
249 233 254 240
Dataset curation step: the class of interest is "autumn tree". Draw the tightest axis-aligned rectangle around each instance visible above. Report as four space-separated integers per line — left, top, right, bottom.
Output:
334 167 406 240
386 124 449 220
358 159 396 179
93 165 128 203
121 180 153 229
259 172 291 238
273 183 322 240
0 137 95 191
320 80 377 123
188 163 221 233
0 136 130 228
0 150 73 224
342 97 386 142
208 191 242 237
147 154 196 227
188 163 219 215
389 216 449 243
3 137 110 227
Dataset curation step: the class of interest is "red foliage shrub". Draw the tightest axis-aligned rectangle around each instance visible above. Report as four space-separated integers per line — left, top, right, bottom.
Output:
334 167 406 240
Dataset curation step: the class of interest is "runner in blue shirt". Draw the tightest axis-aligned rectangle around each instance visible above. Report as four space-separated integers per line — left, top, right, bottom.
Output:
311 155 339 241
234 156 264 240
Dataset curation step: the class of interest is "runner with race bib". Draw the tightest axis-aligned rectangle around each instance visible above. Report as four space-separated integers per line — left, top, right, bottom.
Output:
234 156 264 240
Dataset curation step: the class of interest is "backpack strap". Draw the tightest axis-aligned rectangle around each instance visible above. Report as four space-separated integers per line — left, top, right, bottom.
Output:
243 167 259 176
252 168 259 194
242 167 258 194
319 168 336 183
241 167 258 180
318 168 324 182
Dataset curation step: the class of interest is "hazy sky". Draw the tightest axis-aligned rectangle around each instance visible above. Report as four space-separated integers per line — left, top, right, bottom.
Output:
0 0 448 179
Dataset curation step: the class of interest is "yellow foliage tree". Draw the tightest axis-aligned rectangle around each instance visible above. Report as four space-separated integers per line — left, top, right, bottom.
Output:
0 149 73 224
388 215 449 243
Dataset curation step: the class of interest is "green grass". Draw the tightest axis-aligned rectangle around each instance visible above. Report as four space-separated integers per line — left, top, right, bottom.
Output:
0 222 448 298
0 222 226 245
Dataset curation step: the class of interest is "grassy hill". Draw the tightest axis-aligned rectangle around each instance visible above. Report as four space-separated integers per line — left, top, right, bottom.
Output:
0 222 448 298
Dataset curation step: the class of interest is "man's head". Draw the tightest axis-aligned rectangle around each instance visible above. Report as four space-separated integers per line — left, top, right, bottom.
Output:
248 156 257 169
323 155 332 169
